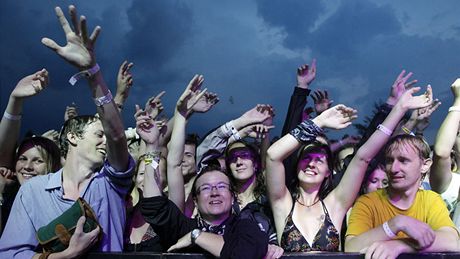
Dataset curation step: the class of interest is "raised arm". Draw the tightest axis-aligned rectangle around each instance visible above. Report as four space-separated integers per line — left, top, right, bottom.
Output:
281 59 316 135
42 5 129 170
431 78 460 193
266 105 357 222
135 105 162 198
195 104 271 172
311 89 333 116
113 60 134 111
167 75 206 210
333 86 434 213
0 69 49 168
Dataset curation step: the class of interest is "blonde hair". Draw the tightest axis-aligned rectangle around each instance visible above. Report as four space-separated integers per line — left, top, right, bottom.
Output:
385 135 431 160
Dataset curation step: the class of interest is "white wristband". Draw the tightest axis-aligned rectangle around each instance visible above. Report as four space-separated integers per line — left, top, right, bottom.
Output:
3 111 21 121
448 106 460 112
230 126 241 141
69 63 100 86
94 90 113 107
382 221 397 239
377 124 393 136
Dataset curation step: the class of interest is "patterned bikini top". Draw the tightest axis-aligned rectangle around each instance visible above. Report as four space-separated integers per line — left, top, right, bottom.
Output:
280 199 340 252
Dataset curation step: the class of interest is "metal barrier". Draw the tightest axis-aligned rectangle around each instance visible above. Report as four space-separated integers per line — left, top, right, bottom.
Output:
86 252 460 258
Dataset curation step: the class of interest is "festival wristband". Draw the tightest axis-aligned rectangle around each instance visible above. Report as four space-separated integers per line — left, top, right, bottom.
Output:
3 111 21 121
69 63 100 86
382 221 397 239
377 124 392 136
448 106 460 112
94 90 113 107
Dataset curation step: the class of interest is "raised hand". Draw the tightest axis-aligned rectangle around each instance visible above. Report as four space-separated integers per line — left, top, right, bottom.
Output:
311 89 333 115
387 70 417 106
241 124 275 140
134 105 160 145
115 60 134 104
297 59 317 89
64 102 78 121
302 106 315 121
241 104 273 124
42 129 60 143
145 91 166 120
41 5 100 69
416 99 441 121
313 104 358 130
11 69 49 99
411 99 441 133
176 75 207 118
397 85 433 111
192 91 219 113
0 167 14 200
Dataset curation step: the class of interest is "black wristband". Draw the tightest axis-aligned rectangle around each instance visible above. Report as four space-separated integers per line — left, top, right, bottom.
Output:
290 119 323 144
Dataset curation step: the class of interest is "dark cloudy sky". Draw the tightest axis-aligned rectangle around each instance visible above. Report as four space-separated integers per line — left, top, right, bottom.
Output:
1 0 459 143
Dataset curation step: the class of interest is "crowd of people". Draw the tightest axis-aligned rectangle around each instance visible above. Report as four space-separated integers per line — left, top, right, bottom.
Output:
0 5 459 259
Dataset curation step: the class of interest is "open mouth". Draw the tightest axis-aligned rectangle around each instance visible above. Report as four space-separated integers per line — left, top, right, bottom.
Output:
18 172 37 178
209 200 223 205
97 148 106 156
303 170 317 176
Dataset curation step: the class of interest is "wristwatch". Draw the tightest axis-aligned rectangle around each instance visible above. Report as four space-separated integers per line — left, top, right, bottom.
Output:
191 229 202 244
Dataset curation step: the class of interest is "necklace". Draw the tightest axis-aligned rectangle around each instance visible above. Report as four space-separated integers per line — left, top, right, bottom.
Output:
296 198 321 208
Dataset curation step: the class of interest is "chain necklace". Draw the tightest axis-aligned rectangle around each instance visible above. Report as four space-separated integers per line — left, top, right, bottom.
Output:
296 198 321 208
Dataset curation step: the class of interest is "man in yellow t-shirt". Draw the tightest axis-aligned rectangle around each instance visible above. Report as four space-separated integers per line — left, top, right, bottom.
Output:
345 135 460 259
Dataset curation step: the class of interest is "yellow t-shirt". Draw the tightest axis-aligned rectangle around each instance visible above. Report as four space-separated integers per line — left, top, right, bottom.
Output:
346 189 456 238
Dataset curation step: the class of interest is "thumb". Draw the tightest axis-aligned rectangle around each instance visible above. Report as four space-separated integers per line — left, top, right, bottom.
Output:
41 38 61 52
75 216 86 234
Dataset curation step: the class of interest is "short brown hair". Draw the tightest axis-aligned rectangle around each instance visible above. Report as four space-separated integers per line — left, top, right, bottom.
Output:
59 115 100 157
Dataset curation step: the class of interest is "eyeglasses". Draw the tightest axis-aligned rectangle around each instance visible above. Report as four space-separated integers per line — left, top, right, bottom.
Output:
197 182 230 195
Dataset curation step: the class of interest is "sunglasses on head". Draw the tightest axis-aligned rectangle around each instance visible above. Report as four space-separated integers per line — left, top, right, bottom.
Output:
226 147 255 164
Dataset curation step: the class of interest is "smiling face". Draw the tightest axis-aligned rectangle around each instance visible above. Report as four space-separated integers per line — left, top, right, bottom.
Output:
181 143 197 177
194 170 233 224
15 146 49 185
71 120 106 167
297 151 331 186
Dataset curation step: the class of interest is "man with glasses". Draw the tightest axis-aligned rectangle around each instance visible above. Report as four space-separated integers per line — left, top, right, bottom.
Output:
141 164 269 258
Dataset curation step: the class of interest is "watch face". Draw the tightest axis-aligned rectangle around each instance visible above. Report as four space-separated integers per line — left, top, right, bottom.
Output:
192 229 201 240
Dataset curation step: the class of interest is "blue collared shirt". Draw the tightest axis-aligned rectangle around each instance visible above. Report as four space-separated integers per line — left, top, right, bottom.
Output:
0 157 134 258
